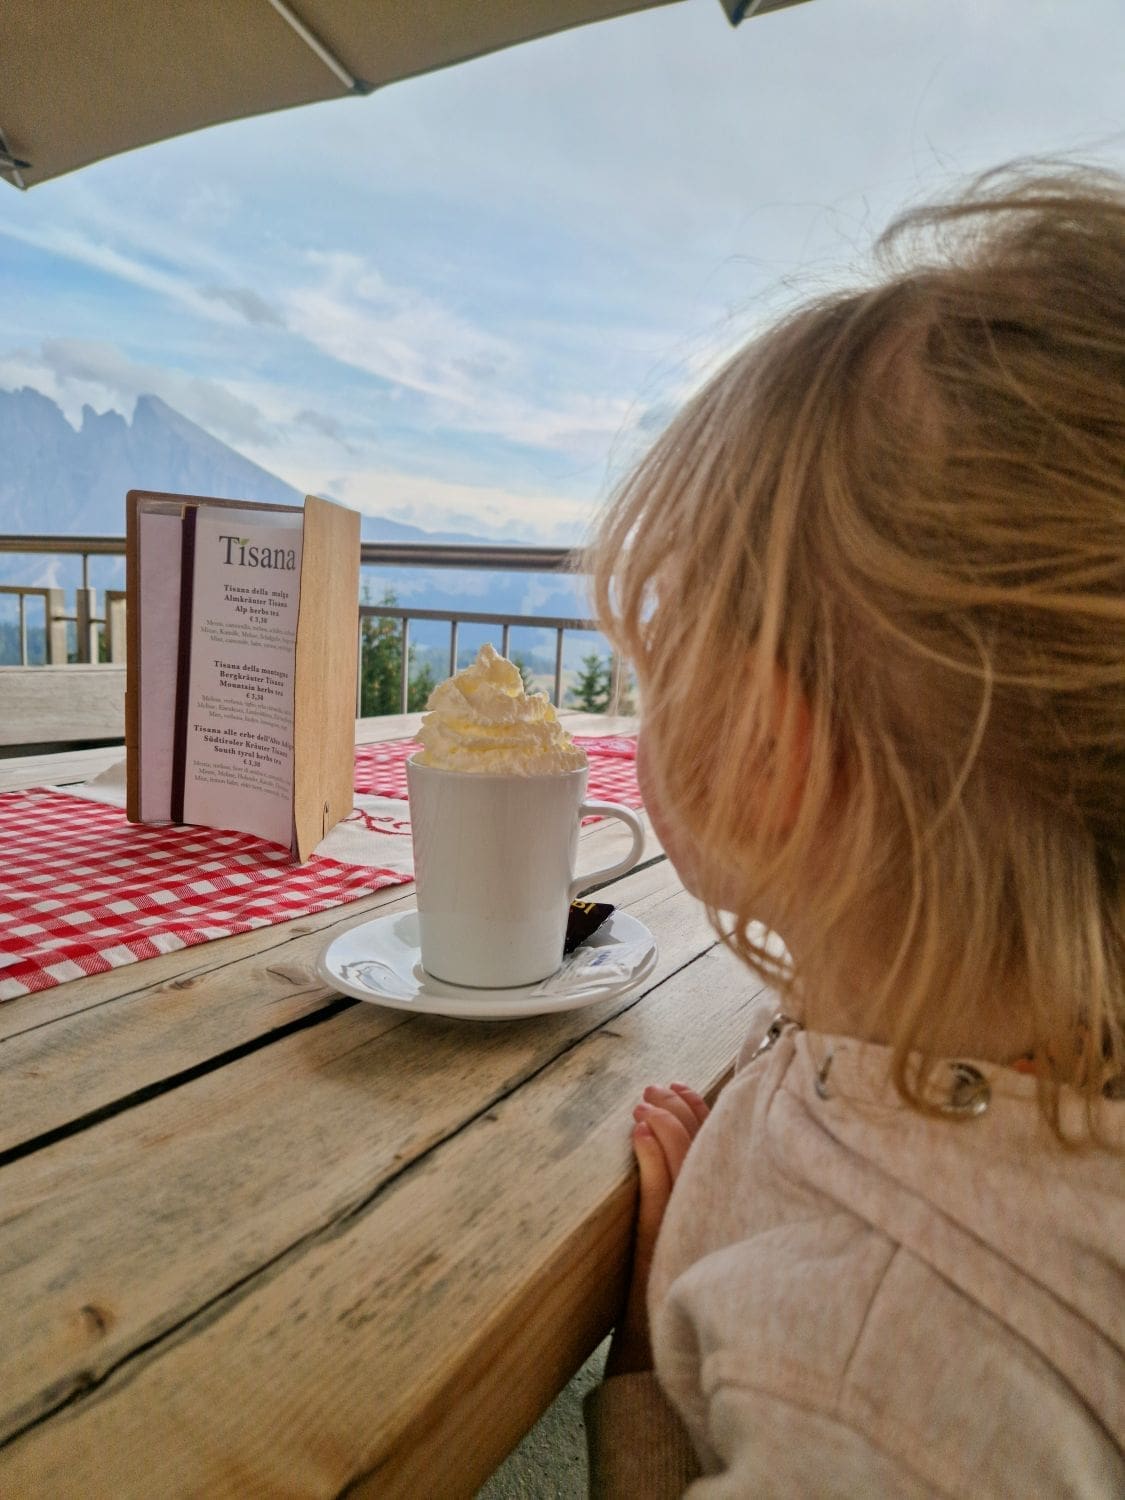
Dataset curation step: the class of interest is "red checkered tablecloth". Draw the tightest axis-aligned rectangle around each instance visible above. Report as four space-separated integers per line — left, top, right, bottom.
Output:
0 790 410 1000
354 734 641 804
1 734 640 1001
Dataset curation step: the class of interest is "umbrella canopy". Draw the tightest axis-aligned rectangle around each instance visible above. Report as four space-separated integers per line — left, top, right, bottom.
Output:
0 0 810 190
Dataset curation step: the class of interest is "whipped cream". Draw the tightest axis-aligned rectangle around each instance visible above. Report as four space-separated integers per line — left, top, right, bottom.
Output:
415 644 587 775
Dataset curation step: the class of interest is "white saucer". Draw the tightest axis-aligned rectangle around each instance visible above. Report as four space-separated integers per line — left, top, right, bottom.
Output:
317 908 658 1020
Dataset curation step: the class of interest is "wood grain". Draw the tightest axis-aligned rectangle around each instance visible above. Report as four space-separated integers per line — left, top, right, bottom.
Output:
0 860 709 1442
0 945 765 1498
292 497 361 861
0 743 129 789
0 666 126 748
0 815 663 1151
0 711 719 1498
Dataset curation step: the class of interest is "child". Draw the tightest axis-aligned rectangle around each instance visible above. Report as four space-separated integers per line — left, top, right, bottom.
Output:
584 165 1125 1497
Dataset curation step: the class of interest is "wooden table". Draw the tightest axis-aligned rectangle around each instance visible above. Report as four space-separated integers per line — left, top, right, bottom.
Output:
0 715 765 1497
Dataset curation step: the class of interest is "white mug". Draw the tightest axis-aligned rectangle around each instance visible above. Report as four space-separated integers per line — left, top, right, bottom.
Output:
405 758 646 988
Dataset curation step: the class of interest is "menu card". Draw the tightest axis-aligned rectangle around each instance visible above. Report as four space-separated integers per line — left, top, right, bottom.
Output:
125 490 360 860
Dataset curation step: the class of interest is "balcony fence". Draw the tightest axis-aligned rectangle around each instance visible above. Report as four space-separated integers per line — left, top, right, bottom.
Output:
0 534 626 715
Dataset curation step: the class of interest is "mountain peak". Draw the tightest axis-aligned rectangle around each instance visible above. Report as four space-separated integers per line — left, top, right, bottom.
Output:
80 403 127 435
133 393 174 418
0 384 509 547
13 384 59 409
130 391 206 441
0 384 303 530
0 383 584 659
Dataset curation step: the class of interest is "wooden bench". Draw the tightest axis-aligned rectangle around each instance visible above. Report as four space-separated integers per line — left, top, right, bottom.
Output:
0 666 126 753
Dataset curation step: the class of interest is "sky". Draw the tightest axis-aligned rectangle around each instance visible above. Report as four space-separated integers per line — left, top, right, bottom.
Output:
2 0 1124 545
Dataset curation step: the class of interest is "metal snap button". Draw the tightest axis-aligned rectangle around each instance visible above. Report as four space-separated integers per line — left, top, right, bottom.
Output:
748 1011 796 1062
939 1062 991 1117
813 1050 834 1100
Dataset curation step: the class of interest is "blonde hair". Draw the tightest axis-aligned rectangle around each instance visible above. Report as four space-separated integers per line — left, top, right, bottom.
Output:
592 165 1125 1137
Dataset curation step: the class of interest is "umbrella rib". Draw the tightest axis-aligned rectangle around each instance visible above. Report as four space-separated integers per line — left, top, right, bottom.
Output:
0 128 27 189
263 0 360 93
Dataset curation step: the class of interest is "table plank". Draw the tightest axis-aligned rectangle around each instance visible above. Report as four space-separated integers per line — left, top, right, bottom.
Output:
1 708 690 1497
0 868 406 1043
0 816 662 1153
0 858 704 1445
352 712 424 745
0 743 129 790
0 941 766 1498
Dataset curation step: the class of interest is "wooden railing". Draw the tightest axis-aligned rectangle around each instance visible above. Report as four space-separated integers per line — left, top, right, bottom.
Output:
0 583 126 664
0 534 621 711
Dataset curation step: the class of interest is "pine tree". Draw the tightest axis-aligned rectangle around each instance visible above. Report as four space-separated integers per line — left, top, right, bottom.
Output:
408 659 437 711
511 652 537 695
359 589 436 715
568 650 611 713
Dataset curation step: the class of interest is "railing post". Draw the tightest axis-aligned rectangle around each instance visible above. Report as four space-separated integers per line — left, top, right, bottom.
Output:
448 619 459 678
356 618 364 716
18 593 27 665
46 588 68 664
105 590 128 662
501 622 511 660
609 652 624 715
75 587 97 663
554 629 565 708
399 616 410 714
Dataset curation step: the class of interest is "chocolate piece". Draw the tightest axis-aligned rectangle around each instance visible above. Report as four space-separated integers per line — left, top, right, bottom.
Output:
564 900 614 954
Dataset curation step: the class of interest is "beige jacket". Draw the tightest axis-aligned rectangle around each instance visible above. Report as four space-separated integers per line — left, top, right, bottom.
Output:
587 1002 1125 1497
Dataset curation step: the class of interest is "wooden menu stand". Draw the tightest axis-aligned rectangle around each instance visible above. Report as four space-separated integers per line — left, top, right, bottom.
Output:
124 489 360 860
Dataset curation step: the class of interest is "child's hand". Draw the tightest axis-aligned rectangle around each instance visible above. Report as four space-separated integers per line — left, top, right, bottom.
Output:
605 1083 711 1377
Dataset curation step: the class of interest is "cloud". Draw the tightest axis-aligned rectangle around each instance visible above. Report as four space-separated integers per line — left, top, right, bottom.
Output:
297 466 599 546
0 339 274 448
202 285 284 326
283 252 518 403
0 219 289 335
340 0 1125 263
293 407 355 449
0 222 249 327
0 210 647 459
283 251 640 455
